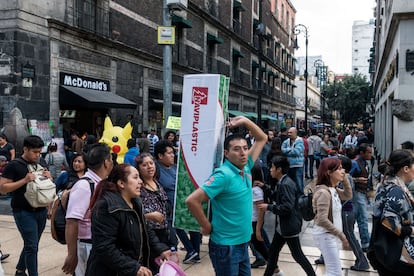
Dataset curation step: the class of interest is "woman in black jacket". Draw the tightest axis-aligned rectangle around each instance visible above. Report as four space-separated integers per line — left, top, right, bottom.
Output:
259 155 315 276
86 164 171 276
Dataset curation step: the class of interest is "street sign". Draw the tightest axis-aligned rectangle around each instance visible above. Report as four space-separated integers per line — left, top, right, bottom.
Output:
166 116 181 130
157 26 175 44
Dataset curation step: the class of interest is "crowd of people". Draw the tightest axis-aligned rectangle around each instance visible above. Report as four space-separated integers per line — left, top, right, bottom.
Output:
1 118 414 276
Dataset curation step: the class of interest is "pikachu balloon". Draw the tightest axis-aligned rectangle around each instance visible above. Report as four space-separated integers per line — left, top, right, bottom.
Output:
99 116 132 164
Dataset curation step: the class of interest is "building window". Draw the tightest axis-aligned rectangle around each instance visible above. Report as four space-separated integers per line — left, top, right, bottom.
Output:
233 1 245 36
274 0 278 19
253 0 259 14
207 0 218 17
75 0 108 37
252 62 259 89
173 28 185 65
232 57 240 82
286 11 290 30
206 33 223 73
232 49 244 82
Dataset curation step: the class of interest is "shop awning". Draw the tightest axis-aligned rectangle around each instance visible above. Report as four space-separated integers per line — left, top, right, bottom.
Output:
232 48 245 58
243 112 257 119
228 110 248 117
233 1 246 11
171 15 192 28
60 85 136 109
207 33 223 44
262 114 277 121
151 98 182 106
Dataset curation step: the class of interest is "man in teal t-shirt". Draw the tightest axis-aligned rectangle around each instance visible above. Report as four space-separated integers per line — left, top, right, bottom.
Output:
186 116 267 276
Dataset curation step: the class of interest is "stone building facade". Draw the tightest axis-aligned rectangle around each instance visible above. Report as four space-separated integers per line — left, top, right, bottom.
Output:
371 0 414 159
0 0 297 139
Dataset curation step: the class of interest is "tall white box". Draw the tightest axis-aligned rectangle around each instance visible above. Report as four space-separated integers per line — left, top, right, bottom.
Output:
174 74 229 231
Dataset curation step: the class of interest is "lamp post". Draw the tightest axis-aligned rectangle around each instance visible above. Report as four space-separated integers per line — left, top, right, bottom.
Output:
313 59 325 128
294 24 308 131
327 70 337 129
256 0 264 128
162 0 172 134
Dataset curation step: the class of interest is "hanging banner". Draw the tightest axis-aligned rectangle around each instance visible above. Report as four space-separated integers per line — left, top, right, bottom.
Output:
174 74 229 231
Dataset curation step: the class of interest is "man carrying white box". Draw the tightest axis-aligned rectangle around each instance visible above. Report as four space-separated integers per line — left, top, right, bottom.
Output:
186 116 267 276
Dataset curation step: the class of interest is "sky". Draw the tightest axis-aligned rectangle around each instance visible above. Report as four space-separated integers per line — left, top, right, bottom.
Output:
290 0 376 74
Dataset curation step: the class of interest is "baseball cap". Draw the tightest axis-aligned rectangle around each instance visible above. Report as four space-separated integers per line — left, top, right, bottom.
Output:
0 155 7 161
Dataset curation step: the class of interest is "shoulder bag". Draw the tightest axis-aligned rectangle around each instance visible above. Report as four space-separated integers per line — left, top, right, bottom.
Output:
25 163 56 208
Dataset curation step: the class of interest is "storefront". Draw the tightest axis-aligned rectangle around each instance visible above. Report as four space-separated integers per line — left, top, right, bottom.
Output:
58 72 136 137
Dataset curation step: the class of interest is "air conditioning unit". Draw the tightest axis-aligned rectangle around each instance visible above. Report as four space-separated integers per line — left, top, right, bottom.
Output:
167 0 188 11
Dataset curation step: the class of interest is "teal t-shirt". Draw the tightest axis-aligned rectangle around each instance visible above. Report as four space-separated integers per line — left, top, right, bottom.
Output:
201 156 254 245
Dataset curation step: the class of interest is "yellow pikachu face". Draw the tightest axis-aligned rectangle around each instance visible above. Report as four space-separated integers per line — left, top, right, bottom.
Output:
99 116 132 164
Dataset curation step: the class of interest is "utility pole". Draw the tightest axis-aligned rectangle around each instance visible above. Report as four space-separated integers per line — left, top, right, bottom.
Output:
163 0 172 134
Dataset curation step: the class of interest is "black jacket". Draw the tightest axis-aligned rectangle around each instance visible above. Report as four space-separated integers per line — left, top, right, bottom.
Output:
267 175 302 237
86 192 169 276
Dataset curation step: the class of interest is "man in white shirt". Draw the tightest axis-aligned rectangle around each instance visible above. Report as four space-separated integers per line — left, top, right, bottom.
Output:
342 130 358 149
62 143 113 275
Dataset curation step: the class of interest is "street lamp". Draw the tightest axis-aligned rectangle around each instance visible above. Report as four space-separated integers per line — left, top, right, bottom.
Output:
327 70 337 128
313 59 325 127
294 24 308 131
256 0 264 128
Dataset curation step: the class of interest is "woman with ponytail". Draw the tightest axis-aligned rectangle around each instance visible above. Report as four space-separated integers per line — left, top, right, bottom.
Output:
368 149 414 275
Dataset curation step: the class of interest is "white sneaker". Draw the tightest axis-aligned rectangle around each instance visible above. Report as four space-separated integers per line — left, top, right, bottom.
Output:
273 271 285 276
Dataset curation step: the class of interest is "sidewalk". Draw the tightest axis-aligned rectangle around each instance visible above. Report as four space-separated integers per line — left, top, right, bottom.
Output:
0 214 378 276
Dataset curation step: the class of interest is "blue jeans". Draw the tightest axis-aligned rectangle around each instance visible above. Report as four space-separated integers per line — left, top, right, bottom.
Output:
176 229 200 254
13 209 47 276
353 191 370 248
342 209 368 268
304 156 309 176
308 155 320 178
209 239 250 276
288 167 304 194
167 218 178 247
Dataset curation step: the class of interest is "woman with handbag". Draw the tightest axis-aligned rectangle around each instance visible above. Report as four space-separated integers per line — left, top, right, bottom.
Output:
368 149 414 275
312 158 352 276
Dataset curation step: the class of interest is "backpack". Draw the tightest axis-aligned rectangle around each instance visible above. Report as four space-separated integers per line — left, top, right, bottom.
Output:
15 158 57 208
50 177 95 244
297 189 315 221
